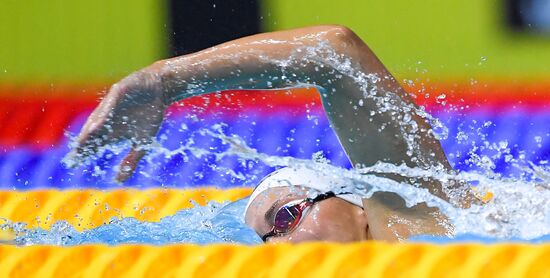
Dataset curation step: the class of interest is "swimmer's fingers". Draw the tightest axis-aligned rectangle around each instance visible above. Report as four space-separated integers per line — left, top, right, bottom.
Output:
115 146 148 183
64 72 165 171
64 126 113 168
64 107 120 168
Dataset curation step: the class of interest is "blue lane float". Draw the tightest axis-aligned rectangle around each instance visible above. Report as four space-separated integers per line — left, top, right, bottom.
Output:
0 108 549 189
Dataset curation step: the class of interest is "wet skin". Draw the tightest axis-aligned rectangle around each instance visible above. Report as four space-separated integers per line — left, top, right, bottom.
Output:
245 186 370 243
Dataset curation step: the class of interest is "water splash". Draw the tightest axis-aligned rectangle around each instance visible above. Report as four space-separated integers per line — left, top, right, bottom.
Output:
54 38 550 242
50 124 550 242
8 198 261 246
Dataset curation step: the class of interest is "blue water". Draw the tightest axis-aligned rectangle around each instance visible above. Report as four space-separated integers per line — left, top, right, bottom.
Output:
14 198 262 246
12 197 549 246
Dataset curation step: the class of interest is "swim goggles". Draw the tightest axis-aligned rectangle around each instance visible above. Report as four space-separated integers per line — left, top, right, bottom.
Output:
261 191 336 241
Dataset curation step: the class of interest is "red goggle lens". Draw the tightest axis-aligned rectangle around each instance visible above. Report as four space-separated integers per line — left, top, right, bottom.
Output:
273 204 305 233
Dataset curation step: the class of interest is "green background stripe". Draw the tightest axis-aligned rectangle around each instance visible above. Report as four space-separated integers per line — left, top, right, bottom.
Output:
1 0 550 83
261 0 550 81
0 0 167 83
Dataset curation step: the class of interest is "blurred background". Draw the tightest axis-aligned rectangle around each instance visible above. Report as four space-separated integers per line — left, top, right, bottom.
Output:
1 0 550 189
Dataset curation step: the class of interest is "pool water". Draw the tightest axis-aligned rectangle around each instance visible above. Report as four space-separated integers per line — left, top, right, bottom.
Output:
12 198 261 246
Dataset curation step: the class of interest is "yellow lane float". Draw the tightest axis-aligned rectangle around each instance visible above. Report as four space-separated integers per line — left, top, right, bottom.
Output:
0 243 548 277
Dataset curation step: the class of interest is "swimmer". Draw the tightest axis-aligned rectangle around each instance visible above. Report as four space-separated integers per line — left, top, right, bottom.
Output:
68 25 475 242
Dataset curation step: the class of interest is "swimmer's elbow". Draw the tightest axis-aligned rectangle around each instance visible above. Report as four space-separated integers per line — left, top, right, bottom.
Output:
325 25 361 40
318 25 365 52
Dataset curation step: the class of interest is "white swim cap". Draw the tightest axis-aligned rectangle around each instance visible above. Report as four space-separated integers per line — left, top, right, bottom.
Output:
244 166 364 215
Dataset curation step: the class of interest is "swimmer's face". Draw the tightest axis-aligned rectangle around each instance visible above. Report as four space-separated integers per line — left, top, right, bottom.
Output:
245 186 369 243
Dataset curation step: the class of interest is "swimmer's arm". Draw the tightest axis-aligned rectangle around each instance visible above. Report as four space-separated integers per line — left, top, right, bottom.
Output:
153 25 454 198
71 25 455 199
156 25 448 167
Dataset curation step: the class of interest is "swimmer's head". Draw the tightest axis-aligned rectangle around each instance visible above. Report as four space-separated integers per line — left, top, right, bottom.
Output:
244 166 369 243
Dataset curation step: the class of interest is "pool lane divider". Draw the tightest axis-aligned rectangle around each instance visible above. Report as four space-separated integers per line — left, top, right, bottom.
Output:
0 242 548 277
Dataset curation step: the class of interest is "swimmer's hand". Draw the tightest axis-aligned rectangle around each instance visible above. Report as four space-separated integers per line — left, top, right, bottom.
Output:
64 69 168 183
